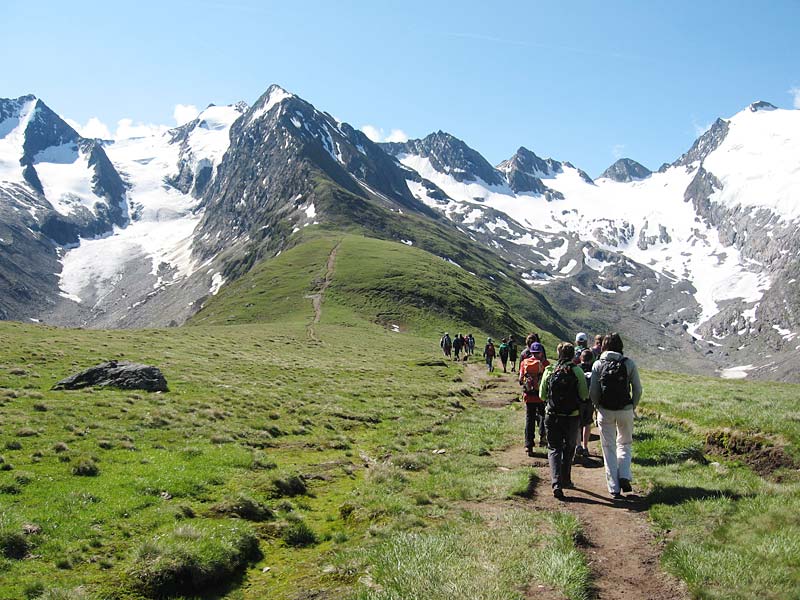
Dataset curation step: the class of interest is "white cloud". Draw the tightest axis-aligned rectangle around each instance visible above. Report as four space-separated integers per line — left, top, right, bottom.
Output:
385 129 409 143
789 87 800 109
612 144 625 159
114 118 169 140
174 103 200 125
65 116 113 140
692 119 712 137
361 124 382 142
360 125 409 143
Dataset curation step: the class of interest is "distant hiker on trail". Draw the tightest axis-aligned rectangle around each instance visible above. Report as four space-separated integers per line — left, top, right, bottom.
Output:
508 336 519 371
499 338 510 372
573 332 589 364
483 338 496 372
453 333 464 360
519 342 549 455
467 334 475 355
539 342 589 500
440 333 452 358
591 335 603 360
575 349 595 461
590 333 643 499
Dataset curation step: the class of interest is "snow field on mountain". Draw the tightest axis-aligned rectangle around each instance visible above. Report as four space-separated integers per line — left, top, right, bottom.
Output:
58 133 201 303
35 144 100 216
705 107 800 221
183 105 244 177
0 100 35 182
400 152 770 328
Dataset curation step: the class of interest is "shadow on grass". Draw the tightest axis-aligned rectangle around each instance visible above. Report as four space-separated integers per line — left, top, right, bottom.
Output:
645 485 747 507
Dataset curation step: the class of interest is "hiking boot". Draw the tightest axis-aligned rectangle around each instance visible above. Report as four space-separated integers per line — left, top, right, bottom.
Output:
563 480 574 489
553 488 565 500
620 478 632 493
610 492 623 500
525 447 534 457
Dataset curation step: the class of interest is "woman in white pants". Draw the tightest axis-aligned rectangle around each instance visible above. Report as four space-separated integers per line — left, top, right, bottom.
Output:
589 333 643 499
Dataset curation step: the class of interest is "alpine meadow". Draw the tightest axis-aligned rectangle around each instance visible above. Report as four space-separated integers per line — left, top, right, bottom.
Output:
2 3 800 597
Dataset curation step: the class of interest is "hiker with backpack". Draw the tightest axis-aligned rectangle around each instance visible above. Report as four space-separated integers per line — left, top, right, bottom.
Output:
483 338 496 372
508 336 519 371
440 333 452 358
539 342 589 499
467 334 475 355
453 333 463 361
519 341 549 455
498 338 510 372
589 333 643 499
573 332 590 364
575 349 595 461
519 333 545 363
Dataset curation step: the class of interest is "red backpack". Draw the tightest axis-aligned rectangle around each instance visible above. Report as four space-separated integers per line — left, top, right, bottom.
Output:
520 358 546 402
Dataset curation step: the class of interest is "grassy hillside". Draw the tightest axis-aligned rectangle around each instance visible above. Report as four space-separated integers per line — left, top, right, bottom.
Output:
0 312 799 598
0 312 585 599
190 231 562 346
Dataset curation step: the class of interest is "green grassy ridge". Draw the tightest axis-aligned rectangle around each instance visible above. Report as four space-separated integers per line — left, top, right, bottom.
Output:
190 230 557 342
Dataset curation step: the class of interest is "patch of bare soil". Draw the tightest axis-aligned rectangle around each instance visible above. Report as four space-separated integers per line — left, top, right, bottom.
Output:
705 429 798 478
467 364 687 600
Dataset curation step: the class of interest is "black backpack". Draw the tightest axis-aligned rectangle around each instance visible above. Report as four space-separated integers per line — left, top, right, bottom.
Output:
598 357 631 410
547 361 580 415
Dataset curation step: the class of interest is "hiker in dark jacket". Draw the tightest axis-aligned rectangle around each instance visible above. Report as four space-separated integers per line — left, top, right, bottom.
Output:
498 338 510 372
483 338 496 372
539 342 588 499
508 336 519 371
467 334 475 355
453 333 463 360
589 333 643 499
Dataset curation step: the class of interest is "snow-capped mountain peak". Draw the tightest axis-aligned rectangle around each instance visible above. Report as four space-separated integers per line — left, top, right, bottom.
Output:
247 84 294 124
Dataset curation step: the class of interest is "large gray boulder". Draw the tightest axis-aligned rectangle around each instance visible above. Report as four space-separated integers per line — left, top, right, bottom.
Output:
52 360 168 392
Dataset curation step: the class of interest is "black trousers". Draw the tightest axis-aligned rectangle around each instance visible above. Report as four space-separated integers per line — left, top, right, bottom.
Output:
524 402 545 448
545 413 580 490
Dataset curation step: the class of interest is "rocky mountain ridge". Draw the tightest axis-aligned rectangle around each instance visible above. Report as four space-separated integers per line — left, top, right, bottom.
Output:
1 87 798 380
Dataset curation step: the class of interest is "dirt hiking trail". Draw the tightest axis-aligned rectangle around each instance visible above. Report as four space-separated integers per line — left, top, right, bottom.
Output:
465 362 688 600
305 242 340 340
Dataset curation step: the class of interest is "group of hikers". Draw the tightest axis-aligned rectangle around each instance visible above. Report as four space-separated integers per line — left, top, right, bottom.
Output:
439 332 475 360
439 330 642 500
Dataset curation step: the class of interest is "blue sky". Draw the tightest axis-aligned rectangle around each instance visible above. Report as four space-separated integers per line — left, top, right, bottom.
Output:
4 0 799 176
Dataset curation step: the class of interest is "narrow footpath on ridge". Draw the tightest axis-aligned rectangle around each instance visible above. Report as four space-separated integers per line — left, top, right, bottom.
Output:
464 362 687 600
305 241 340 341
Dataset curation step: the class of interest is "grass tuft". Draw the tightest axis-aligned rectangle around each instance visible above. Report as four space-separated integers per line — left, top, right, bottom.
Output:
128 520 260 597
